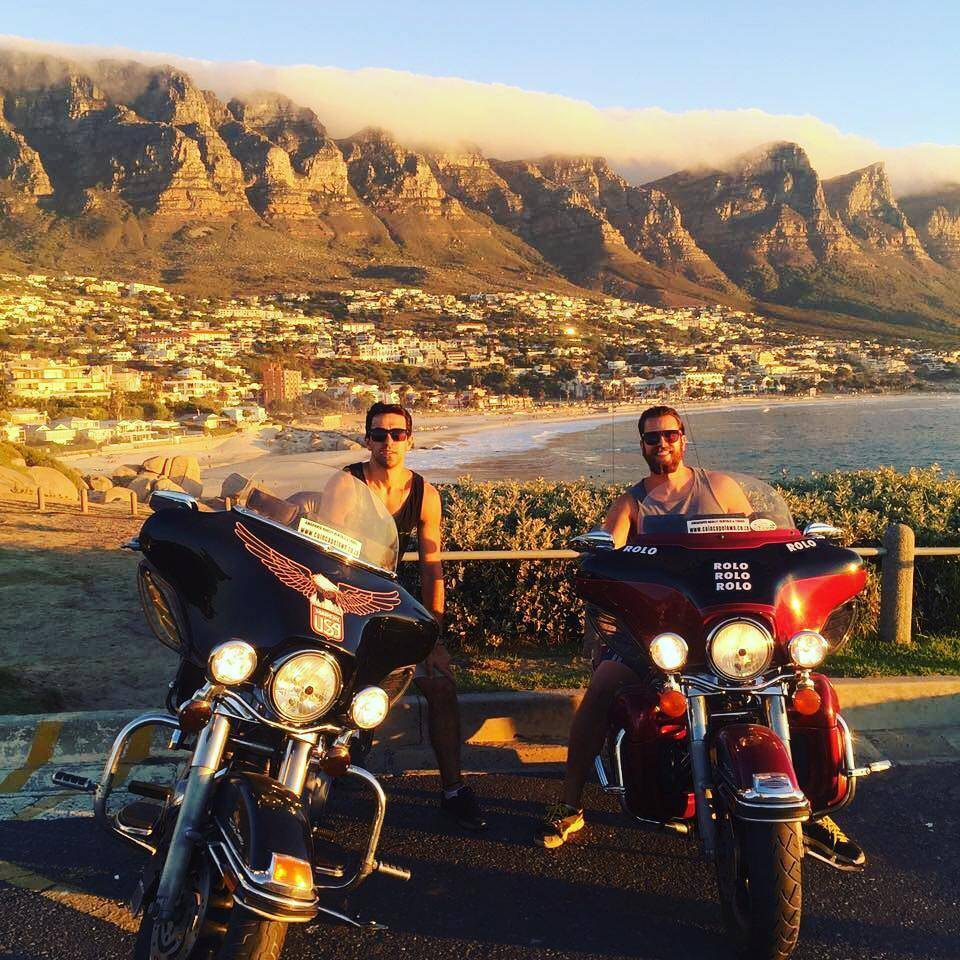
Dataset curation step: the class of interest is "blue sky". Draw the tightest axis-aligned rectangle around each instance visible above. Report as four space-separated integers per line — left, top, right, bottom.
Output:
3 0 958 148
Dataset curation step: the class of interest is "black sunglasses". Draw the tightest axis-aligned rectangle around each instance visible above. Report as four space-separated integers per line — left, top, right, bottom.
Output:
641 429 683 445
368 427 410 442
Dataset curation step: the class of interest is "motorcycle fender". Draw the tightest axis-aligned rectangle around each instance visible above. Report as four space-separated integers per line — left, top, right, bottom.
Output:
210 772 319 921
212 772 313 874
713 724 810 823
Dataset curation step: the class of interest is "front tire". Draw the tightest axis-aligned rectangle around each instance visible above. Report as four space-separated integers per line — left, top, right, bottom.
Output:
716 814 803 960
133 853 287 960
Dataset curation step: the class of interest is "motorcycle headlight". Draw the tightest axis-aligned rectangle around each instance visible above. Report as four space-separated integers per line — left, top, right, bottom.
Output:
788 630 829 669
708 620 774 681
270 651 342 723
649 633 688 672
209 640 258 685
351 686 390 729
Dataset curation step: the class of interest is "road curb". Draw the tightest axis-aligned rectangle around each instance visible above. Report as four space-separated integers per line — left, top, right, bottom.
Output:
1 677 959 775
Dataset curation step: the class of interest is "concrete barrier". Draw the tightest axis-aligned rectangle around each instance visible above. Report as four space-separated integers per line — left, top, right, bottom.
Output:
2 677 959 778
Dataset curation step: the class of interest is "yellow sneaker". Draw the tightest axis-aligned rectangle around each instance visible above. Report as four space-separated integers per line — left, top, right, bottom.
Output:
535 802 585 849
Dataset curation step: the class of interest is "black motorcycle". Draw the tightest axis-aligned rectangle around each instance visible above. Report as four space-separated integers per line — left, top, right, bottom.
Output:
55 462 437 959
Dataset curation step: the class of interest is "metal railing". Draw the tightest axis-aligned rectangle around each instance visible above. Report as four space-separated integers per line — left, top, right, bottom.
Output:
403 524 960 647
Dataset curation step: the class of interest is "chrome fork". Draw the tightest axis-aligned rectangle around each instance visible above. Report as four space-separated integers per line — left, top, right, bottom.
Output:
153 710 231 920
687 693 717 859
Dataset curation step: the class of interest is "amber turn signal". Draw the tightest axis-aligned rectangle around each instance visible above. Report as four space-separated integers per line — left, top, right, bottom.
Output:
316 744 351 777
792 687 821 715
179 699 212 734
269 853 314 893
658 689 688 718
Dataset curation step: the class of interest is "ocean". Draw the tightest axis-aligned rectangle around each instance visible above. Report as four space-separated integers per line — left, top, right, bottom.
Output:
406 395 960 484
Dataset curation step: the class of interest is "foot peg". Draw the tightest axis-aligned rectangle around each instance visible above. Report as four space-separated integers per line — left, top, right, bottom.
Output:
128 780 173 802
52 770 96 792
848 759 892 778
374 860 411 881
803 844 865 873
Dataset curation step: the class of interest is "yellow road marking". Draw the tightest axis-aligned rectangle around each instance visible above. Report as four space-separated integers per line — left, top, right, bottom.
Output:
0 859 137 932
114 726 154 789
0 720 63 793
14 792 76 821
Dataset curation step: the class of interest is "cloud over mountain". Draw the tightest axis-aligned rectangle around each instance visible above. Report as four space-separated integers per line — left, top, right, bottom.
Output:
1 34 958 197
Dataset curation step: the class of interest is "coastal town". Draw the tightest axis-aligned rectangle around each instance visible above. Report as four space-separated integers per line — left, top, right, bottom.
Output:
1 271 958 451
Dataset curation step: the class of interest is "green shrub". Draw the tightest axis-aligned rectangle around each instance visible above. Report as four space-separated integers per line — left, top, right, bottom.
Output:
421 469 960 652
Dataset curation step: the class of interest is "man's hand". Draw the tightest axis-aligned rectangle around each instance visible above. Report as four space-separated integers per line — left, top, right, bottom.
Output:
422 640 454 681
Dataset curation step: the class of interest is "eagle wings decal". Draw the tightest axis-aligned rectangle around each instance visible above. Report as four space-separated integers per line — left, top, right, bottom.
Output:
235 522 400 640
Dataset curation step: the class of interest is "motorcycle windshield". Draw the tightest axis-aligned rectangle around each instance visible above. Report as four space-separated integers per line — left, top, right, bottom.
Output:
637 471 793 535
213 459 399 573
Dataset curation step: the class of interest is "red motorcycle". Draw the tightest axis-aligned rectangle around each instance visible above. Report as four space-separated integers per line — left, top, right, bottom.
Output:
572 474 889 960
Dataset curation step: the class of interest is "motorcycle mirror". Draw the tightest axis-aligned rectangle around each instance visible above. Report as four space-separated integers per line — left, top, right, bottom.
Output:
802 521 844 541
569 529 616 553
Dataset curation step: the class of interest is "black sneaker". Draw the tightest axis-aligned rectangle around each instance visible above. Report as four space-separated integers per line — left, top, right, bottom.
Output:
440 785 487 831
803 815 866 871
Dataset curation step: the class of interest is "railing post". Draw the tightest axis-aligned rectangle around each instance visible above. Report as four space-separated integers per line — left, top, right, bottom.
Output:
879 523 915 646
129 489 138 518
80 488 89 514
36 487 45 512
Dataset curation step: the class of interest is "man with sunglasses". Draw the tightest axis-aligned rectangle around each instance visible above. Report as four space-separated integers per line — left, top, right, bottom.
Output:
345 402 486 831
535 405 753 848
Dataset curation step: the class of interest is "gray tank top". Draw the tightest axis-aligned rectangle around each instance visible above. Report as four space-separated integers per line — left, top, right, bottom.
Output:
628 468 726 535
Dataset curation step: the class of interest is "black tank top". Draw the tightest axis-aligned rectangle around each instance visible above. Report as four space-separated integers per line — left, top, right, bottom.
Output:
346 462 424 557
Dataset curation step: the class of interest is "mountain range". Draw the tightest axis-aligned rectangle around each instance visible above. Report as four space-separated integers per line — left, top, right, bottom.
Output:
1 50 959 342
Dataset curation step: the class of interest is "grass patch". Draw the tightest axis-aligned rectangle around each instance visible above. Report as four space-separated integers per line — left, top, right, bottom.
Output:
455 648 590 692
452 635 960 692
829 633 960 677
0 666 64 714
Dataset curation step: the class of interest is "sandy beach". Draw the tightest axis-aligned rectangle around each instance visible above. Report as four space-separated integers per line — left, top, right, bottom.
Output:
63 392 951 490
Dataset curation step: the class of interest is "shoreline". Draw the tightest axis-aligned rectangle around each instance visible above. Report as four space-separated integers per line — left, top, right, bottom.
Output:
62 391 955 484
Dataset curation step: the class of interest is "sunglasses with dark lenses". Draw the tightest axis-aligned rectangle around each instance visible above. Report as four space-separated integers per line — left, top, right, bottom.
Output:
368 427 410 442
641 429 683 445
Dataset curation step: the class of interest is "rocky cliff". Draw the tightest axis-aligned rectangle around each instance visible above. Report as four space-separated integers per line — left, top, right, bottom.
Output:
900 187 960 269
823 162 928 259
1 50 960 336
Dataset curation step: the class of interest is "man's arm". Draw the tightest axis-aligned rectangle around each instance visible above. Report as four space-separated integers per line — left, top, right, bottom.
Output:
418 481 452 680
602 491 637 548
709 472 754 515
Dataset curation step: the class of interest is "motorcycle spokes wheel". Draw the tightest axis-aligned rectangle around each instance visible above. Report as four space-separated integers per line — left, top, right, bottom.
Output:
716 812 803 960
135 854 232 960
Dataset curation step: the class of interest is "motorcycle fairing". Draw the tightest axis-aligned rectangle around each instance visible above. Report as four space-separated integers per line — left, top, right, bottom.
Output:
138 507 438 682
713 724 811 823
577 537 865 657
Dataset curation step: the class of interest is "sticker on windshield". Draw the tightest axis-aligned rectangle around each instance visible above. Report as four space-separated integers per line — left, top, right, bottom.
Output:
750 518 777 532
686 517 751 534
297 518 362 559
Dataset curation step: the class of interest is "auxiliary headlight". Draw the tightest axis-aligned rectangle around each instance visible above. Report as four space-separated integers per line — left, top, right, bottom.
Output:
708 620 774 681
208 640 257 685
788 630 829 669
270 651 341 723
351 686 390 729
649 633 688 672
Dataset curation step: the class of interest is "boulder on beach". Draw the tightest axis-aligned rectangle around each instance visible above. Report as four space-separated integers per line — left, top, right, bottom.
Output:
27 466 79 503
335 438 363 450
129 473 159 503
142 455 169 475
111 465 138 486
0 465 37 495
167 455 201 497
154 476 187 494
88 475 114 493
103 486 133 504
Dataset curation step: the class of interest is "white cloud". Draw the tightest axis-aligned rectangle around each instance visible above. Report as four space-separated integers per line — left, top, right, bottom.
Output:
1 34 958 196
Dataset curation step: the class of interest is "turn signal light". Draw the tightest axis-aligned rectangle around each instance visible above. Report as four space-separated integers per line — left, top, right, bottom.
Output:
269 853 314 893
658 689 688 718
316 744 351 777
792 687 822 715
179 699 212 734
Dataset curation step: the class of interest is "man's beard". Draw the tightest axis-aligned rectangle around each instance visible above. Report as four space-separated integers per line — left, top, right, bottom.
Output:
644 448 681 474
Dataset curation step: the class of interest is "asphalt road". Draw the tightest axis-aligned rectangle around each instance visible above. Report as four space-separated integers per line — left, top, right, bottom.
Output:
1 763 958 960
